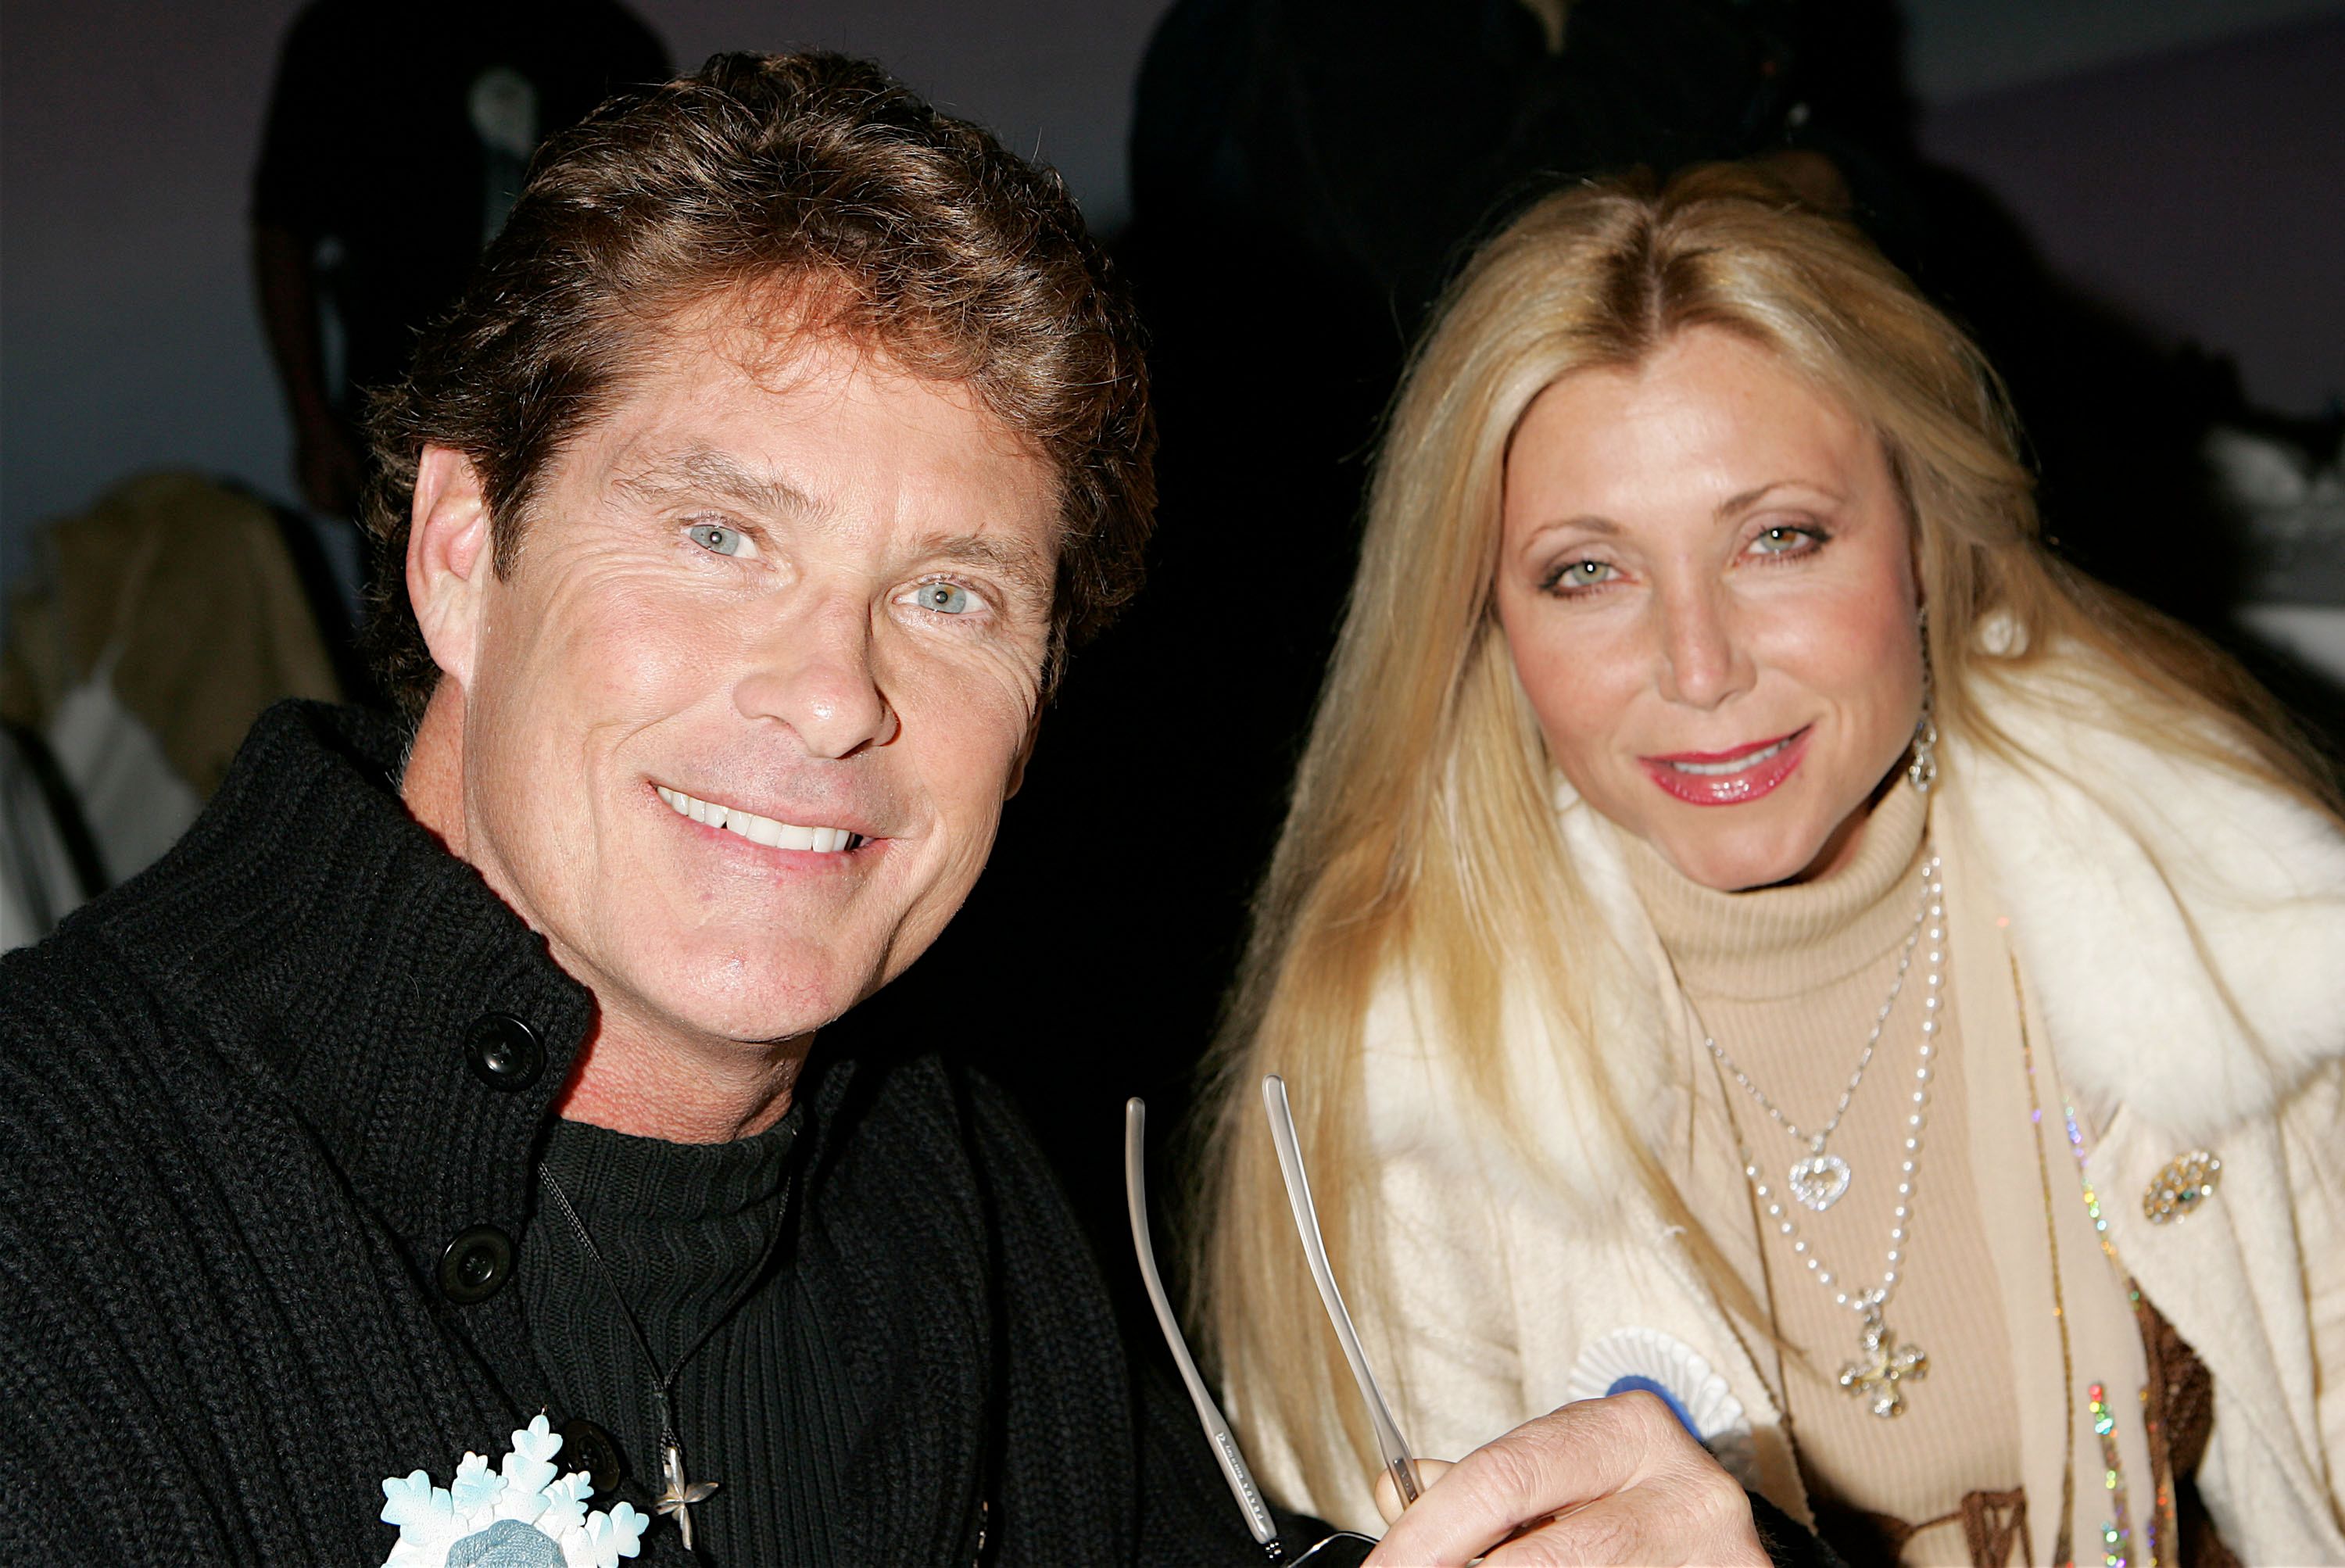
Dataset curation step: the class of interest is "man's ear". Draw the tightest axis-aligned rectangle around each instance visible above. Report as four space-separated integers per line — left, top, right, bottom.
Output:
408 445 495 692
1004 711 1042 801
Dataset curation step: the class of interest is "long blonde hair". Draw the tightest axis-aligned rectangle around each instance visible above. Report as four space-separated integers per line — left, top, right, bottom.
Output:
1190 164 2334 1508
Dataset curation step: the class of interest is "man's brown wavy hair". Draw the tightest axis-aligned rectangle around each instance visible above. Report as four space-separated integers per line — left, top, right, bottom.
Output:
360 51 1154 727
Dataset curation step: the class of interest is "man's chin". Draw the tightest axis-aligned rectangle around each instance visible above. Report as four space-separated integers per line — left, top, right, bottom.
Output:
560 909 951 1051
663 985 858 1050
584 947 875 1054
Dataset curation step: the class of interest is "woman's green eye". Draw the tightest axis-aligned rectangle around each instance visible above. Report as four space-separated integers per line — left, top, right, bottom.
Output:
1548 560 1616 592
1752 526 1808 554
687 521 749 557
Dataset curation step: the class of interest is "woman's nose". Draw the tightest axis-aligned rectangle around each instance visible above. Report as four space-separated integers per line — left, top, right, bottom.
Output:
1653 586 1755 711
732 595 897 757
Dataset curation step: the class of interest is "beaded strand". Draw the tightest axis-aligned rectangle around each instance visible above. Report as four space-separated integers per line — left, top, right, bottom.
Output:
1728 855 1945 1316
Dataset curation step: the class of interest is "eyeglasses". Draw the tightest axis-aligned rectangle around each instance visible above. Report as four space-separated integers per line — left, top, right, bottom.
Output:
1123 1076 1423 1566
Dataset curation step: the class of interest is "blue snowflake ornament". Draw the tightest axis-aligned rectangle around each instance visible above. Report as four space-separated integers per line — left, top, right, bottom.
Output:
379 1416 649 1568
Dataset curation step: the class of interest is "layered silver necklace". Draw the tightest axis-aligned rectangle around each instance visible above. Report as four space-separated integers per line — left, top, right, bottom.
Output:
1695 850 1944 1418
1700 849 1939 1212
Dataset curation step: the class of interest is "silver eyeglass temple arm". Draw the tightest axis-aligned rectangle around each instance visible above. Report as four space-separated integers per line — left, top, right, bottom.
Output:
1125 1098 1285 1556
1262 1074 1423 1510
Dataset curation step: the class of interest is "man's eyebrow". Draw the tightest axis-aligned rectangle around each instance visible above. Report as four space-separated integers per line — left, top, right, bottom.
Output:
614 453 1053 602
918 532 1056 605
610 447 825 519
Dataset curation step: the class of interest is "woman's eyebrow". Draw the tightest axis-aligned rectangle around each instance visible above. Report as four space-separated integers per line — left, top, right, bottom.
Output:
1519 513 1624 552
1714 479 1847 520
1516 480 1853 555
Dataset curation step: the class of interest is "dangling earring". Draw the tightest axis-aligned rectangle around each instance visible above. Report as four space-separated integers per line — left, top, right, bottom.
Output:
1907 610 1938 794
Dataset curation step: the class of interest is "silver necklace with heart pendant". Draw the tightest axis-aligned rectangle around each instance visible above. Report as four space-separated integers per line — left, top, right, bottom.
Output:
1699 850 1941 1213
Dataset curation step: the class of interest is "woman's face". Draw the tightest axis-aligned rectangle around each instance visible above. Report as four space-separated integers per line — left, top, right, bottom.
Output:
1495 328 1923 890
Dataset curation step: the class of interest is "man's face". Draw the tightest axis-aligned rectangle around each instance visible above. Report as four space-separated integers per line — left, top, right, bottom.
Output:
431 302 1060 1051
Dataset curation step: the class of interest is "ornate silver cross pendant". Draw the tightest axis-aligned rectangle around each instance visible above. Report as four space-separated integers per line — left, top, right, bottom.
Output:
657 1441 721 1551
1837 1305 1928 1417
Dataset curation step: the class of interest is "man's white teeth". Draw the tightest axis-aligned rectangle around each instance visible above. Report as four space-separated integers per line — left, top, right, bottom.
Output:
655 786 865 852
1670 736 1795 776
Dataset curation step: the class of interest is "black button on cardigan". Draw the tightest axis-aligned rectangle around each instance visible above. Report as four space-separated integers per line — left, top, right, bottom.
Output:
439 1223 516 1304
465 1011 546 1090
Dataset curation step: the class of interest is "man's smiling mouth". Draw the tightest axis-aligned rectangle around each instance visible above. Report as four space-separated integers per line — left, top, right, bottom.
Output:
655 785 869 853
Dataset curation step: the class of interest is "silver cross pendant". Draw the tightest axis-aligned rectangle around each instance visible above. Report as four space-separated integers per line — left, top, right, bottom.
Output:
1837 1305 1928 1418
657 1440 721 1551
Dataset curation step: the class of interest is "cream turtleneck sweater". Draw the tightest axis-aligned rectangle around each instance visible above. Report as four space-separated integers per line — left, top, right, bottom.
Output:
1620 782 2023 1563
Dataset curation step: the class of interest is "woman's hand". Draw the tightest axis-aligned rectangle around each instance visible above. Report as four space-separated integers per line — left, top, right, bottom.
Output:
1362 1391 1767 1566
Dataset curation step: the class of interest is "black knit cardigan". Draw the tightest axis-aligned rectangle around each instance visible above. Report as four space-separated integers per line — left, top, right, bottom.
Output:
0 703 1269 1566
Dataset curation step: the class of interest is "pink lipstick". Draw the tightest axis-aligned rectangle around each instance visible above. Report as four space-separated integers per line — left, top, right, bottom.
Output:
1641 727 1810 806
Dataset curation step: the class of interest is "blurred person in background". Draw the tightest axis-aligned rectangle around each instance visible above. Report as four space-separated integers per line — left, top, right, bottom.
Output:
252 0 668 520
1198 166 2345 1566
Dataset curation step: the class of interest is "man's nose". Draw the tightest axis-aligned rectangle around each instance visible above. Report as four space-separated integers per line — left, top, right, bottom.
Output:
1652 582 1755 711
732 593 897 757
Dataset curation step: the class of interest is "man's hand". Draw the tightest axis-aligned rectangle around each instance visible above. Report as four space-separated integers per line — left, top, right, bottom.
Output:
1361 1392 1767 1566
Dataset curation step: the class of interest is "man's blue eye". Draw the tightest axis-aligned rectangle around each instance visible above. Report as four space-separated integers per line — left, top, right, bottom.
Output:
915 582 972 614
687 521 747 556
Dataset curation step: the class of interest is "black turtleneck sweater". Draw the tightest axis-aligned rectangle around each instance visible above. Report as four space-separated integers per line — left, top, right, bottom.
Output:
0 702 1283 1566
524 1106 865 1567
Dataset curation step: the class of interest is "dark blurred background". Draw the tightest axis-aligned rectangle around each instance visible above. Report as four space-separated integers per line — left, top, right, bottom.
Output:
5 0 2342 1280
6 2 2340 593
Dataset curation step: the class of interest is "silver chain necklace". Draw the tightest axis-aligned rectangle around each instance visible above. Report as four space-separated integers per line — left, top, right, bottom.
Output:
1695 855 1946 1418
1700 850 1940 1212
538 1165 792 1552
